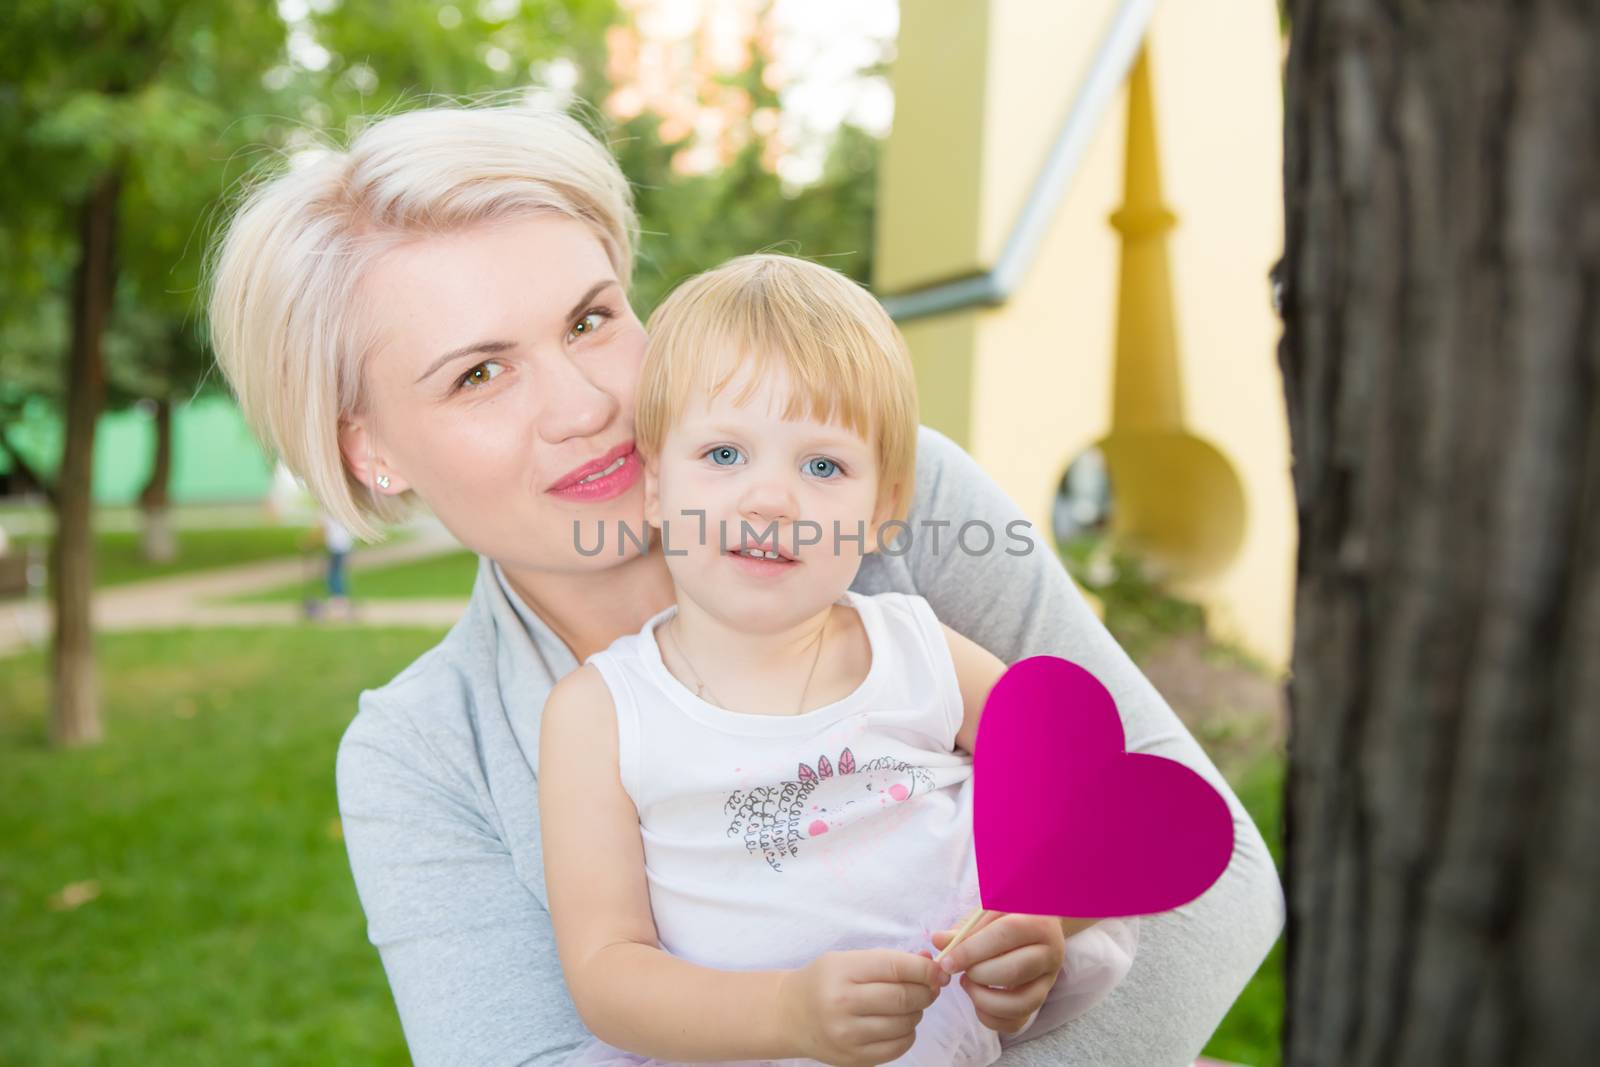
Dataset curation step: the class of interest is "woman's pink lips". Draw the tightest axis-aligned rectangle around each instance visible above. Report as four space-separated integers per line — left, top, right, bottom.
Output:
546 448 641 502
550 442 633 488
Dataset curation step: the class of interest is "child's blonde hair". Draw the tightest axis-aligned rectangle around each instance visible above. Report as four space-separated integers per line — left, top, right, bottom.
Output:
206 96 636 542
636 254 918 526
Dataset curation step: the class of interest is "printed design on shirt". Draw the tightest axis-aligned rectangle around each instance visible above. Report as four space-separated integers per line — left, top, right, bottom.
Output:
723 747 935 872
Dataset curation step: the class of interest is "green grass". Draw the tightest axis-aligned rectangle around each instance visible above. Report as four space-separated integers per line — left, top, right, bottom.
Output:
1202 755 1286 1066
236 550 480 603
12 527 312 590
0 627 445 1066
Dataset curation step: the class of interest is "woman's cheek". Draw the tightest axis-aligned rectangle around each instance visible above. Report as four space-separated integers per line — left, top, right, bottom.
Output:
604 327 649 396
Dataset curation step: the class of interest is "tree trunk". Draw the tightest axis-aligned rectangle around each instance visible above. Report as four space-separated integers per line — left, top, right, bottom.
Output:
138 397 177 563
51 165 122 748
1279 2 1600 1065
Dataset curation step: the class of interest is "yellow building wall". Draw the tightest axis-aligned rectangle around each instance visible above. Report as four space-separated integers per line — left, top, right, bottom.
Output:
878 0 1295 672
1137 1 1294 667
977 0 1125 264
874 0 991 291
902 314 979 449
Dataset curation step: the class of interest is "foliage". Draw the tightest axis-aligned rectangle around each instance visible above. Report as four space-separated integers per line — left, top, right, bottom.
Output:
0 1 296 466
303 0 618 121
1058 534 1207 660
621 116 880 317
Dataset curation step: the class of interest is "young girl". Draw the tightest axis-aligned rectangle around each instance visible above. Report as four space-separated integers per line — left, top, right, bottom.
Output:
539 255 1137 1066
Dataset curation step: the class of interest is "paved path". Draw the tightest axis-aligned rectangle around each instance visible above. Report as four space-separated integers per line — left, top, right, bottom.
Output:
0 522 470 658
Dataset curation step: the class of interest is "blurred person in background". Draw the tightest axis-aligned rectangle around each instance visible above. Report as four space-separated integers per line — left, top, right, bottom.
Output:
322 511 355 620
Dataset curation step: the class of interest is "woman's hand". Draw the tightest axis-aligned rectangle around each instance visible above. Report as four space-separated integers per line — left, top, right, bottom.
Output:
778 949 948 1066
929 912 1074 1034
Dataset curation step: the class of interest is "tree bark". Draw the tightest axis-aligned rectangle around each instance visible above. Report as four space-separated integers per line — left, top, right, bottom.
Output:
1279 1 1600 1064
138 397 177 563
51 165 122 748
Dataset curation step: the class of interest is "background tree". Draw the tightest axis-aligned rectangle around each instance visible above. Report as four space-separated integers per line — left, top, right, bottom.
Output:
1278 1 1599 1062
0 0 290 746
105 296 215 564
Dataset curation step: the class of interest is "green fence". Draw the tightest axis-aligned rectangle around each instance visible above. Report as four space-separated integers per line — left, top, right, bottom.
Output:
1 397 272 504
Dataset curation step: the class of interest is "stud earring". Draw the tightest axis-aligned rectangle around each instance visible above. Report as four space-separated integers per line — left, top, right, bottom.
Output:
376 474 391 490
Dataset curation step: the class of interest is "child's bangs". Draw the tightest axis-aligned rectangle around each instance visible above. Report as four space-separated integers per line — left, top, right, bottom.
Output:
691 303 881 443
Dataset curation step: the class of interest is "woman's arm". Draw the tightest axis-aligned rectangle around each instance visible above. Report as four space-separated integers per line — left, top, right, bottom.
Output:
905 425 1285 1064
336 693 588 1066
538 665 795 1061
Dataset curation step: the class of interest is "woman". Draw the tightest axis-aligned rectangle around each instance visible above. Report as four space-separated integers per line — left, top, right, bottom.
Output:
207 99 1283 1066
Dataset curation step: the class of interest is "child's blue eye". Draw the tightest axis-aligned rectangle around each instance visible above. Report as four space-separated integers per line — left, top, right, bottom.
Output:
807 457 841 479
706 446 744 466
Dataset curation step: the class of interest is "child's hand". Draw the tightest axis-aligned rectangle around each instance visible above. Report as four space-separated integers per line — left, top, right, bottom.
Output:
930 912 1072 1035
779 949 949 1066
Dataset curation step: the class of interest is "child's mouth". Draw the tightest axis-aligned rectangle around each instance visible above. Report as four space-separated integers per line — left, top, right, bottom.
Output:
724 548 799 575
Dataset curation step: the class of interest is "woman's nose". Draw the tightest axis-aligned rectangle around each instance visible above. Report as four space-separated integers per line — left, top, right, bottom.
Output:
535 351 617 444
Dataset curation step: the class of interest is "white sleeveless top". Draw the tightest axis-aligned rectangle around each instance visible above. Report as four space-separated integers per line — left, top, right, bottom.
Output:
584 590 983 972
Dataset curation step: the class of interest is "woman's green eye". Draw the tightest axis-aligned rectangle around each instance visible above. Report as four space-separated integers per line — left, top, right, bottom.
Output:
460 361 505 389
572 311 605 337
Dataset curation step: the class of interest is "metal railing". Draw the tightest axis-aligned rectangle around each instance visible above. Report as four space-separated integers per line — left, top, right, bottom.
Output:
881 0 1160 323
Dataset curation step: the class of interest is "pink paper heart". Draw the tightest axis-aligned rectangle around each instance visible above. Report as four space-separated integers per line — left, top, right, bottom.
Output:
973 656 1234 918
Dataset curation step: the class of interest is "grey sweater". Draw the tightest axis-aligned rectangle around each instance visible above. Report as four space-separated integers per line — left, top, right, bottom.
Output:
336 424 1284 1066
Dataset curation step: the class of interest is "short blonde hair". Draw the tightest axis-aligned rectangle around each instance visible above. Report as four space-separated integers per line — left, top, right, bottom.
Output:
636 254 918 525
206 96 636 541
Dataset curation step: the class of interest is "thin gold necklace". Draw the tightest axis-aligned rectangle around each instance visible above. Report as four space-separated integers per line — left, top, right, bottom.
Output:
665 609 828 715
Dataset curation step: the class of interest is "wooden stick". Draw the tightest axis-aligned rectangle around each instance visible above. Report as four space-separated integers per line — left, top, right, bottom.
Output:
934 907 989 963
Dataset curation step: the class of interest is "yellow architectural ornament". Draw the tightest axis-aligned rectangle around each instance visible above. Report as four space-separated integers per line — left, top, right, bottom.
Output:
877 0 1294 671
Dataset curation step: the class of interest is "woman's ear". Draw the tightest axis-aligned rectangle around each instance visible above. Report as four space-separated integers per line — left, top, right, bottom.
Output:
338 419 411 496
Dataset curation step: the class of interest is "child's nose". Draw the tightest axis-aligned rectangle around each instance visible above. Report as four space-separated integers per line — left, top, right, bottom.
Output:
738 474 799 524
